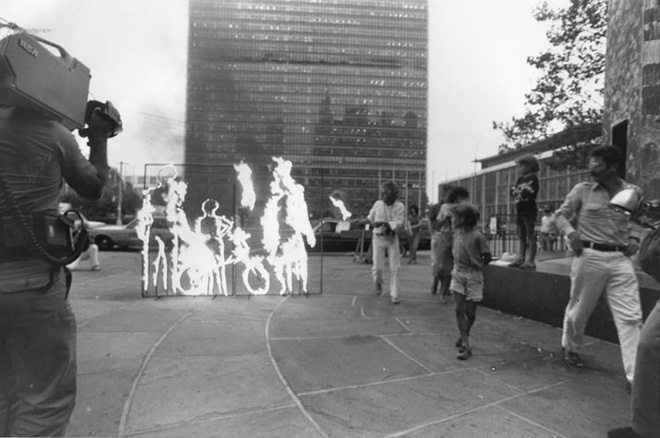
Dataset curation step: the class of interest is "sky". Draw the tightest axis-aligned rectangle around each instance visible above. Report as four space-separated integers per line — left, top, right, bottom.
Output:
2 0 564 201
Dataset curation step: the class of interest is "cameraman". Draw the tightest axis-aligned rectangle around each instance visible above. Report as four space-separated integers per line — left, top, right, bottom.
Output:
0 101 118 436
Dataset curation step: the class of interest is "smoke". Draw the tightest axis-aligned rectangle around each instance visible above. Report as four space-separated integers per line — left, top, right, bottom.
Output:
3 0 188 171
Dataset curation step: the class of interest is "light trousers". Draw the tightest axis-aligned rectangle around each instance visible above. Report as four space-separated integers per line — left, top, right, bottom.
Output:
372 235 401 299
67 244 100 270
562 249 643 383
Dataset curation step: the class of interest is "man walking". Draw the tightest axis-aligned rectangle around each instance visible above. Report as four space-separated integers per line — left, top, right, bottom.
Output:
365 181 405 304
555 145 643 389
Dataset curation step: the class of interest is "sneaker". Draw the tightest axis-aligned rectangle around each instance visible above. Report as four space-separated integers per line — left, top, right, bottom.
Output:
91 265 101 271
562 348 585 368
508 260 523 268
519 263 536 270
391 297 400 305
457 347 472 360
375 283 383 296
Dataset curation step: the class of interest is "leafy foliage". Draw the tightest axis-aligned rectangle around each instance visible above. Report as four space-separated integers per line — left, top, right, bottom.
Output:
61 167 143 222
493 0 607 164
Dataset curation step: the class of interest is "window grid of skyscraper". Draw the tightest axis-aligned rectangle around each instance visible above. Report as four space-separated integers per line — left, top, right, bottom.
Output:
186 0 427 217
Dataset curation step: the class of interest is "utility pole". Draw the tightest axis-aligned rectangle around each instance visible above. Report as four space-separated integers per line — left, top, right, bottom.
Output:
116 162 125 225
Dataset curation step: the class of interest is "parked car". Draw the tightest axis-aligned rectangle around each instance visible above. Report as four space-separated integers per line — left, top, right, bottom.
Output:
306 218 430 254
90 217 174 251
306 219 368 253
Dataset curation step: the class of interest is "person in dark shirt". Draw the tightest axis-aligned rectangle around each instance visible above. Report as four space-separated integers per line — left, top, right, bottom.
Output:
406 204 421 264
0 100 120 436
508 155 540 270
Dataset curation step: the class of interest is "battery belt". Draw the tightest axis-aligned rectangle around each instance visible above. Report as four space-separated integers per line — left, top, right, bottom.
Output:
0 213 50 261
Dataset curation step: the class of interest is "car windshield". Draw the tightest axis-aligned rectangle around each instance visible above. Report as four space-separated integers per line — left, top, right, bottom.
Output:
126 218 140 229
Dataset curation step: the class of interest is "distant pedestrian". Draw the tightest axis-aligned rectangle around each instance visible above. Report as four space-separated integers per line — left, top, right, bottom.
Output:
539 205 559 251
67 233 101 271
363 181 405 304
509 155 539 270
428 184 453 297
450 203 492 360
430 186 469 304
407 204 421 264
555 145 643 389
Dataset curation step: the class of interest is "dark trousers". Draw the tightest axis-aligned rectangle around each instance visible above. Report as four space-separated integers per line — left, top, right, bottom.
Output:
516 215 537 265
632 300 660 436
0 271 76 437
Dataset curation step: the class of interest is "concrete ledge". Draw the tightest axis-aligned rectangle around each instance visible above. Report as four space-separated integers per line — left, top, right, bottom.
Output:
483 254 660 344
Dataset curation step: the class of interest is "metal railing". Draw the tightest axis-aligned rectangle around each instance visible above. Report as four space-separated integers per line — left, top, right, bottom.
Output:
485 230 567 259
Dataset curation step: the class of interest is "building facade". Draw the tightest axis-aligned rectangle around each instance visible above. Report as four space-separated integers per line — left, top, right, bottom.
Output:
604 0 660 200
185 0 428 219
440 157 591 233
438 125 601 232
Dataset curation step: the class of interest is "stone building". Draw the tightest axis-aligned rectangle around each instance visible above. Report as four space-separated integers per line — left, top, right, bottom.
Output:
605 0 660 199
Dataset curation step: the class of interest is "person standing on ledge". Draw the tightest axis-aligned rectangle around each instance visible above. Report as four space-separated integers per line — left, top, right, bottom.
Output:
554 145 643 391
508 155 540 270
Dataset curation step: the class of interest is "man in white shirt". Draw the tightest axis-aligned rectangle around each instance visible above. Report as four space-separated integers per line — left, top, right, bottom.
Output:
366 181 405 304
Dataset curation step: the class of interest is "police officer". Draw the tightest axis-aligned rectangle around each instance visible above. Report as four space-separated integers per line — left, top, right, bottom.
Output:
0 100 120 436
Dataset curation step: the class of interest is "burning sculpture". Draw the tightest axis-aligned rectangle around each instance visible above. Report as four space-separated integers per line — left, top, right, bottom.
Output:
139 158 316 297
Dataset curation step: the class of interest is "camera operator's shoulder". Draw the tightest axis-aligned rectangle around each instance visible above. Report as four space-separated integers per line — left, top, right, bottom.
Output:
50 120 78 144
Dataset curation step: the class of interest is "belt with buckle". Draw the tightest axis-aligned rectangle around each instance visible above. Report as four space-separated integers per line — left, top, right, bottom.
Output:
581 240 627 252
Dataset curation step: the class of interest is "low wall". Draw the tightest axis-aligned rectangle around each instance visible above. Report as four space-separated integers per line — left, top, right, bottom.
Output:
482 259 660 344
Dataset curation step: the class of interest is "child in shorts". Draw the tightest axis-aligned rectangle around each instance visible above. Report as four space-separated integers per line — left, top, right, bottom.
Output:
450 203 492 360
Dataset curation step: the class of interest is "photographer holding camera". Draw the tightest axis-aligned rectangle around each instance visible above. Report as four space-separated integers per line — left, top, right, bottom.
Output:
363 181 405 304
0 98 121 436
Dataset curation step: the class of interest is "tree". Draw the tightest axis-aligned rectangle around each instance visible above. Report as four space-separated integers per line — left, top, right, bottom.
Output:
493 0 607 163
61 168 143 221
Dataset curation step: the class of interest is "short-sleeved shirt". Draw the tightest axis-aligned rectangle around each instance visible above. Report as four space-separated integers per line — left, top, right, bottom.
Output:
0 108 105 289
451 228 490 273
511 173 539 217
541 213 558 234
368 200 405 234
408 213 421 235
554 180 643 246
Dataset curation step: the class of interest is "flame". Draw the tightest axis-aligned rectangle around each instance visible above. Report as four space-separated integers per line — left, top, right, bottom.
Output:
260 157 315 295
139 158 315 296
228 227 270 295
233 161 256 210
329 196 352 220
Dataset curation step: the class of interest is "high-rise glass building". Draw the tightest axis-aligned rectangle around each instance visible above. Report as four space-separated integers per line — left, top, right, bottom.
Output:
185 0 427 219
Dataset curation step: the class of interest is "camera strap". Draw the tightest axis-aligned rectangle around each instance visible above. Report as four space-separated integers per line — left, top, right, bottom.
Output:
0 169 88 267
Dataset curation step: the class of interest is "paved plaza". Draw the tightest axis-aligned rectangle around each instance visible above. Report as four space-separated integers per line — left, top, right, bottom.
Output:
67 250 632 437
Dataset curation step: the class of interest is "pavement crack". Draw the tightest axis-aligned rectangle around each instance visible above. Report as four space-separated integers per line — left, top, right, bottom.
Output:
495 405 568 438
380 335 433 373
117 309 197 437
383 380 570 438
265 296 330 438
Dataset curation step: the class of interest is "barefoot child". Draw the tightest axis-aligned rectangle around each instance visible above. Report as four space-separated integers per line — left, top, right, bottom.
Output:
450 203 492 360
